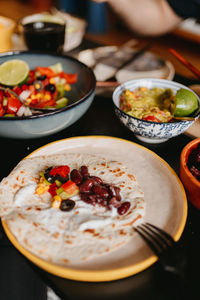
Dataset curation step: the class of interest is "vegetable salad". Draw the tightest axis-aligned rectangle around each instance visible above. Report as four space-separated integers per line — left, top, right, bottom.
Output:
0 62 78 117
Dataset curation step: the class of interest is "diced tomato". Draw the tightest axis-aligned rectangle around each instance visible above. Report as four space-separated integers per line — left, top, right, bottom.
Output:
21 84 29 91
36 67 55 78
0 91 4 103
61 180 79 195
7 97 22 114
28 85 36 94
0 104 5 116
12 86 22 95
36 99 56 108
29 70 35 78
58 72 78 84
26 70 36 84
48 182 57 196
142 115 161 122
30 98 40 106
50 165 70 178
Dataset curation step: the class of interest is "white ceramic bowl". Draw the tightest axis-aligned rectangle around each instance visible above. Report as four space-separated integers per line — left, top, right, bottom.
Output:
0 51 96 139
112 78 200 143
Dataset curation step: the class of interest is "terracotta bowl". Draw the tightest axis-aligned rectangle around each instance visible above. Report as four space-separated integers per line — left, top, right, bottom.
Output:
180 138 200 209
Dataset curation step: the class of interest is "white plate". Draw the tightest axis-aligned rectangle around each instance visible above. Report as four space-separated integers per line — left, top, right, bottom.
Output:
2 136 187 282
77 46 175 96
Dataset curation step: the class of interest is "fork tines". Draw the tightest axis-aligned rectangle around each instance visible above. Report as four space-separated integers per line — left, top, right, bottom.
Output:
135 222 175 256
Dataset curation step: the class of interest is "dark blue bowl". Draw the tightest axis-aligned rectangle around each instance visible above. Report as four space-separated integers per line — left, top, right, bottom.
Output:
0 51 96 139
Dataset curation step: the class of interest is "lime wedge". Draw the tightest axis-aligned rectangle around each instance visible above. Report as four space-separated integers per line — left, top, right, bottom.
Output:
0 59 29 86
173 88 199 117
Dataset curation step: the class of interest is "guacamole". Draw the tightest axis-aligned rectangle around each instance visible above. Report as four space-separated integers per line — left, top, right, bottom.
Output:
120 87 174 122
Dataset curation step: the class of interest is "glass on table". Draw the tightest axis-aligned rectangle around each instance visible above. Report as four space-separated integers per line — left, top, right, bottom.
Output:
0 16 16 53
19 14 66 54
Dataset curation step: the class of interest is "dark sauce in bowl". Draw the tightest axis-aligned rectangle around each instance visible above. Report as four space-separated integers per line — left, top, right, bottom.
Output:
187 142 200 181
22 21 65 53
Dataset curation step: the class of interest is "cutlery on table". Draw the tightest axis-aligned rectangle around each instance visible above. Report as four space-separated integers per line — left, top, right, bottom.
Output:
134 222 187 278
168 48 200 79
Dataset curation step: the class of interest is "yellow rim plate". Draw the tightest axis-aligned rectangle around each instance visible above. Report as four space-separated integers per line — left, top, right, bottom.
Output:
2 136 187 282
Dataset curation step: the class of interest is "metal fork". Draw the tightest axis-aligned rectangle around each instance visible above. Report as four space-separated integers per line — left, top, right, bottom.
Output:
135 222 187 279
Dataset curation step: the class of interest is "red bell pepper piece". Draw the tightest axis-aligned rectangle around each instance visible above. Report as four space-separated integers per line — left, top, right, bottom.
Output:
0 104 5 116
142 115 161 122
30 98 40 106
21 84 29 91
35 99 56 108
27 70 36 84
50 165 70 178
58 72 78 84
48 182 57 196
7 97 22 114
28 85 36 94
0 91 4 103
36 67 55 78
12 86 22 95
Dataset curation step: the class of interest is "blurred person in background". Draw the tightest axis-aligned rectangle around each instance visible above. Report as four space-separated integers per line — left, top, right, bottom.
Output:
92 0 200 36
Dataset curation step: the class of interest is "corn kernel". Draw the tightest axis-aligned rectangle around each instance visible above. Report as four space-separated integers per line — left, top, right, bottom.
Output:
64 84 71 91
52 195 62 209
44 93 51 100
139 87 148 92
35 83 41 89
49 78 55 84
36 183 49 195
37 93 43 99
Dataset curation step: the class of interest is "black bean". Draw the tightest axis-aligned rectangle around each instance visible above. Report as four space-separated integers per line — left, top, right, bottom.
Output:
60 199 75 212
37 75 47 81
45 83 56 94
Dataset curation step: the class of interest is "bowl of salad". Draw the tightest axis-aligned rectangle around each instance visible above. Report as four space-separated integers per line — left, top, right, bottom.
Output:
112 78 200 143
0 51 96 139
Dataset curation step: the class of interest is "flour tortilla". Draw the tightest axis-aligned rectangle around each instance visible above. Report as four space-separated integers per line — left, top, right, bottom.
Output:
0 153 145 266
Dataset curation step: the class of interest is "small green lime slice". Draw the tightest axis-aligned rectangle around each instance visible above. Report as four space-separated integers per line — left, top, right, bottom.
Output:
173 88 199 117
0 59 29 86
